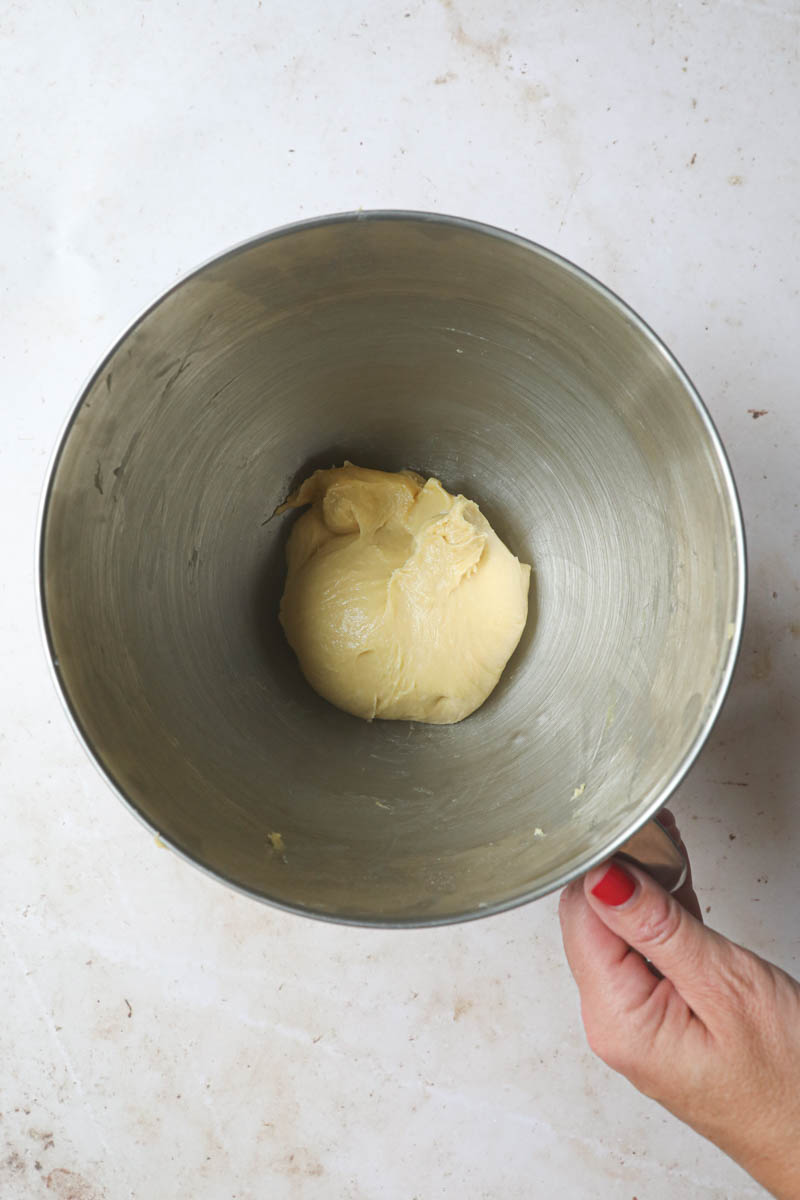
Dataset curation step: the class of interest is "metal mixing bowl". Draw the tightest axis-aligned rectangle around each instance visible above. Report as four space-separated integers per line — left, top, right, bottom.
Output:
38 212 745 925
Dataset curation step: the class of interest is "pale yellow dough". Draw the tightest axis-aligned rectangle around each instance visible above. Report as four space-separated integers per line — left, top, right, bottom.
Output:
278 464 531 724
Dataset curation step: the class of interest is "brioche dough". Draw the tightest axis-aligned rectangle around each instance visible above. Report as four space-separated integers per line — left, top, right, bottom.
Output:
278 464 531 724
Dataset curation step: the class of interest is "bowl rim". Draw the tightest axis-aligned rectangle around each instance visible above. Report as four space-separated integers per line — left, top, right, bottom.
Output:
35 208 748 928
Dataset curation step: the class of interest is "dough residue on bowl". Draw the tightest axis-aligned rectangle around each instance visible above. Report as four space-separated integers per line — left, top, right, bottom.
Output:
277 463 531 724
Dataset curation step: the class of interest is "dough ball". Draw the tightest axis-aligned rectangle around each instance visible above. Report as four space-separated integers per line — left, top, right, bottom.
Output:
278 463 531 724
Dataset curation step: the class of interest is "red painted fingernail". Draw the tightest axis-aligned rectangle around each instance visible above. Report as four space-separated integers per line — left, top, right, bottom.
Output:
591 862 636 906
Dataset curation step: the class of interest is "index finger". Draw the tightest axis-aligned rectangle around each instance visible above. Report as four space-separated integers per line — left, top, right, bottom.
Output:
559 878 664 1017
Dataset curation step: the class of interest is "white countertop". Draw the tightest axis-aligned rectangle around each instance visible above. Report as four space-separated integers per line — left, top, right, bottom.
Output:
3 2 799 1197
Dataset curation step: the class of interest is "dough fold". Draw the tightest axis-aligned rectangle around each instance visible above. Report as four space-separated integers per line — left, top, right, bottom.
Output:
278 464 530 724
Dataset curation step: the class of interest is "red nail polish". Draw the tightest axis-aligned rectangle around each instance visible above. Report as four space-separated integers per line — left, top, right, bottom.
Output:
591 862 636 906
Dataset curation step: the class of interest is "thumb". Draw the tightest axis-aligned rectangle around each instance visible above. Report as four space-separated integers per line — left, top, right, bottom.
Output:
585 859 729 1022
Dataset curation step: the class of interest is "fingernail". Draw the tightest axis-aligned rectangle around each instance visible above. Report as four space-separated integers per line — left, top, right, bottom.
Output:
591 861 636 906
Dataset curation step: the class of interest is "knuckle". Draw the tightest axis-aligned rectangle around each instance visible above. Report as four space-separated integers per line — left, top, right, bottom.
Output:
689 941 785 1037
713 945 768 1016
634 893 685 951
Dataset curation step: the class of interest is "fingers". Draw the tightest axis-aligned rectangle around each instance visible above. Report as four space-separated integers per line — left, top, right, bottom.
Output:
583 859 728 1024
560 875 700 1080
561 864 800 1195
559 877 669 1020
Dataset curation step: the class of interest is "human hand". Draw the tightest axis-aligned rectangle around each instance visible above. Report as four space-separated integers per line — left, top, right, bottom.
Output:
559 820 800 1199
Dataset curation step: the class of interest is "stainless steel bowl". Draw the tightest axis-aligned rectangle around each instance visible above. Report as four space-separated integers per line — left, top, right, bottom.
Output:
38 212 745 925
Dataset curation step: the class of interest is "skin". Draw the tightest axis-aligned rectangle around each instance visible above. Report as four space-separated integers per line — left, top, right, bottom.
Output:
559 812 800 1199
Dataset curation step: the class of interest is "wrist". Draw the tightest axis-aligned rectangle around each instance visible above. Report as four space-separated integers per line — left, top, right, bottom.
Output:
705 1109 800 1200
